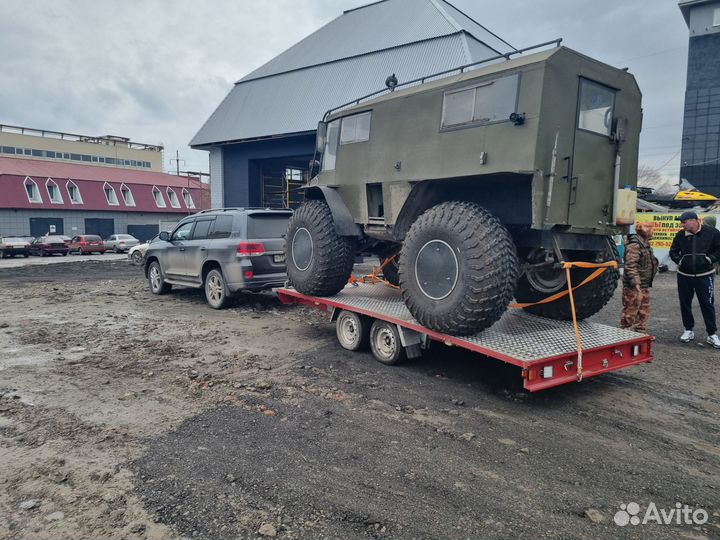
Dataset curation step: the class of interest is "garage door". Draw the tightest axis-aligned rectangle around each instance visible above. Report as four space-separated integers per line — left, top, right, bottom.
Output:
127 224 159 242
30 218 64 237
84 218 114 239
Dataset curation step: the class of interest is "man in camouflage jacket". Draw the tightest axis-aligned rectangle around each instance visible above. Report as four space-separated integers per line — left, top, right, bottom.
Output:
620 222 658 333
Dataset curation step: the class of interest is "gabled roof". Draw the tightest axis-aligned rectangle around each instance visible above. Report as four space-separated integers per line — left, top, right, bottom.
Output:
190 0 514 148
239 0 512 83
0 157 209 213
0 156 203 189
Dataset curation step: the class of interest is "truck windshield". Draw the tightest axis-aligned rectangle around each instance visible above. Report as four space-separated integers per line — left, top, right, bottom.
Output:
322 119 340 171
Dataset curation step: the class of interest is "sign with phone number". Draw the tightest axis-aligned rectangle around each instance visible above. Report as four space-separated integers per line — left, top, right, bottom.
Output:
635 213 716 249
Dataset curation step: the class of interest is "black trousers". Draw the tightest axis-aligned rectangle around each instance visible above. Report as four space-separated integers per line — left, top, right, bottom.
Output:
677 273 717 335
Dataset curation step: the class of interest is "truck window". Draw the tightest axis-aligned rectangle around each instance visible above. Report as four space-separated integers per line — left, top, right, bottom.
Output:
340 112 371 144
441 74 519 129
322 119 340 171
578 79 615 136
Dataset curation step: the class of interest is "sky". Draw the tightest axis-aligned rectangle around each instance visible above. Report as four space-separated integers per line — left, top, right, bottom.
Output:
1 0 689 183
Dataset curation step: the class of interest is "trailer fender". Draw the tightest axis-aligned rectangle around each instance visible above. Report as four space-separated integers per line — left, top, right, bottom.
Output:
305 186 362 237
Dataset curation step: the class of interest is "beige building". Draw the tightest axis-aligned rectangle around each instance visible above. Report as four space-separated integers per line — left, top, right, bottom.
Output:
0 123 164 172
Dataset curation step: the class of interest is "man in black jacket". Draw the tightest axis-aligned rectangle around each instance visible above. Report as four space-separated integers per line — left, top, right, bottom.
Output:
669 211 720 347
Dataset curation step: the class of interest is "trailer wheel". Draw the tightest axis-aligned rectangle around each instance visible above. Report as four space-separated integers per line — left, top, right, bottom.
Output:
369 320 406 365
286 200 356 296
399 202 518 336
514 241 619 320
336 310 371 351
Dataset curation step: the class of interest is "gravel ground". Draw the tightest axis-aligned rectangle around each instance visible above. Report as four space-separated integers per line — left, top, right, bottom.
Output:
0 260 717 540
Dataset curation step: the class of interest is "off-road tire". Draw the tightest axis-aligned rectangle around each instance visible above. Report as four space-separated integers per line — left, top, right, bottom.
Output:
399 202 518 336
286 200 355 296
514 240 619 320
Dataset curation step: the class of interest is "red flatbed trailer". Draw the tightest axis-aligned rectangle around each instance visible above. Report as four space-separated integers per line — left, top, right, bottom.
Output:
277 284 654 392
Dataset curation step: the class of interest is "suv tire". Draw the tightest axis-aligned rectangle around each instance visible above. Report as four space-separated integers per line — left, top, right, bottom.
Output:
514 241 619 320
205 268 230 309
148 261 172 295
286 200 355 296
399 202 518 336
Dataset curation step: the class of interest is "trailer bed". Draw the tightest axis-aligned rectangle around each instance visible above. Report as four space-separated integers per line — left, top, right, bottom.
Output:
278 284 653 391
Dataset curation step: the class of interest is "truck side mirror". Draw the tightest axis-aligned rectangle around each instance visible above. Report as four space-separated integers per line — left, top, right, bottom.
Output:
316 121 327 153
309 159 321 178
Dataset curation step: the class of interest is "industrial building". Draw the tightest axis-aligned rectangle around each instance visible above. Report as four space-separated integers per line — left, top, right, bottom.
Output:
0 124 164 172
679 0 720 194
190 0 514 208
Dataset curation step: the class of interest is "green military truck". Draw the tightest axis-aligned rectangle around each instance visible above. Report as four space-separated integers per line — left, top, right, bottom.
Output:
285 44 641 336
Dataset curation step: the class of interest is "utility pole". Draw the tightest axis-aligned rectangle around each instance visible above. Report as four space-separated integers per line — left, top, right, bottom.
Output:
169 151 188 213
169 150 184 176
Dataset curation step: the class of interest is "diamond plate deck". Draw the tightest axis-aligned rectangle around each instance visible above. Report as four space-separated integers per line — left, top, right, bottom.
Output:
281 284 646 364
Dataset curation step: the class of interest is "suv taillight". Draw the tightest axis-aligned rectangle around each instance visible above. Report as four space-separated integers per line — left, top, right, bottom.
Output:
237 242 265 256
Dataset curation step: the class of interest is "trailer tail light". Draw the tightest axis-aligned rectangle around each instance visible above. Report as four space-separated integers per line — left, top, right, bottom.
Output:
632 344 640 356
237 242 265 256
244 270 254 279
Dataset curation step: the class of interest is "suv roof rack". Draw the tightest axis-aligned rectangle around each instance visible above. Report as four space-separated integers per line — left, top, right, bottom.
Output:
195 207 293 214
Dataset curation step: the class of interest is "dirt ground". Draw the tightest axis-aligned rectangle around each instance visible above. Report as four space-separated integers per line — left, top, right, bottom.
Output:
0 260 718 540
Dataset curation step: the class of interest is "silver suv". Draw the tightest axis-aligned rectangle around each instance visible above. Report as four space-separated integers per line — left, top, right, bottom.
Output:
144 208 292 308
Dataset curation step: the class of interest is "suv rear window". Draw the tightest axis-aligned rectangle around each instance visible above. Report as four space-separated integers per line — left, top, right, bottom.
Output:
247 214 291 238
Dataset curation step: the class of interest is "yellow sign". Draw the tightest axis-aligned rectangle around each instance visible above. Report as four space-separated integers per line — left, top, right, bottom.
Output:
635 213 716 249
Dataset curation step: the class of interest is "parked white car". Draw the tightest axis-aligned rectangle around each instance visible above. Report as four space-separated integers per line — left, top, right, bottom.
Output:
104 234 140 253
127 234 160 265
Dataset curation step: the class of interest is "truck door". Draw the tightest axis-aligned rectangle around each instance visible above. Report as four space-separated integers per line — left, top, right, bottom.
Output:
567 79 618 229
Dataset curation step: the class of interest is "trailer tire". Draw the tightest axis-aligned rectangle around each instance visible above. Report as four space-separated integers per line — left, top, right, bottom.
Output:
336 310 371 351
514 241 619 320
286 200 356 296
399 202 518 336
369 320 406 365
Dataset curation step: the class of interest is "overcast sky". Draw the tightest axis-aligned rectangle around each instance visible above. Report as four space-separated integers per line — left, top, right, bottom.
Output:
1 0 688 181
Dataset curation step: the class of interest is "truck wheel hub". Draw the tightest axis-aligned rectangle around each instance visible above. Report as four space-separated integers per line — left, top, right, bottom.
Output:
291 228 313 272
414 240 458 300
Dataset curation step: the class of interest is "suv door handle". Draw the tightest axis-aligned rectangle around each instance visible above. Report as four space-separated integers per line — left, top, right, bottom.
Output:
179 247 185 252
200 247 208 251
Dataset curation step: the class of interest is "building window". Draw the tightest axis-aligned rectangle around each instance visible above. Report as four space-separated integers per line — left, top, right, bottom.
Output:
24 177 43 203
103 182 119 205
182 188 195 209
46 178 64 204
167 188 180 208
66 180 83 204
153 186 166 208
120 183 135 206
340 112 371 144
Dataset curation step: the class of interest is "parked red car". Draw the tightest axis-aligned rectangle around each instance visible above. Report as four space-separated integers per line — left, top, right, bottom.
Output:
29 236 70 257
68 235 106 255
